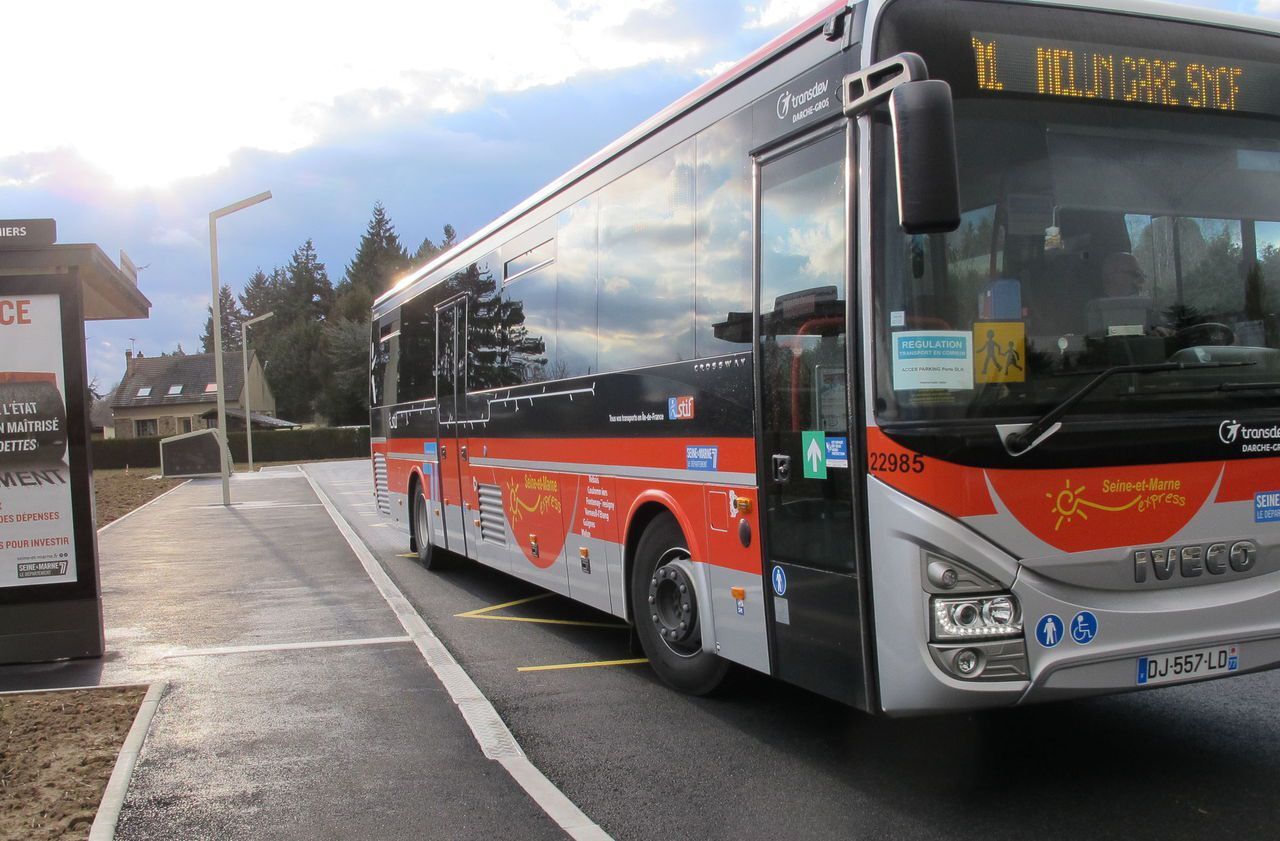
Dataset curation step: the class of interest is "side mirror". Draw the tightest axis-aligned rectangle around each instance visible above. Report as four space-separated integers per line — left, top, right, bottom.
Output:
890 79 961 234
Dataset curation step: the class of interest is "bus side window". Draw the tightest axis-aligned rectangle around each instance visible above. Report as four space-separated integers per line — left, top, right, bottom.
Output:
557 195 599 377
695 109 752 357
598 139 695 372
398 287 439 402
502 263 557 384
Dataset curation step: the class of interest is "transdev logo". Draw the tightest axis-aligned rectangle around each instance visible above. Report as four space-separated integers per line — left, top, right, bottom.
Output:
1219 418 1280 452
668 396 695 420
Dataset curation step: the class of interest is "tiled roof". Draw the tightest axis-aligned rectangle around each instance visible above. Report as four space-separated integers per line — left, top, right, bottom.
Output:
110 352 251 409
90 395 114 430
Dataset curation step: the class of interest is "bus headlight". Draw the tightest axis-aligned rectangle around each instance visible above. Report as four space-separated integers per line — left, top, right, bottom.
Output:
932 595 1022 640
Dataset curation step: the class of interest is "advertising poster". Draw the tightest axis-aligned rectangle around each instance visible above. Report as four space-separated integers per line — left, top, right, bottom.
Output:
0 294 77 588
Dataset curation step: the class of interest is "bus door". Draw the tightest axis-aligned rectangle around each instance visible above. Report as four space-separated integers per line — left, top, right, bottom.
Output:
755 127 869 707
435 296 470 557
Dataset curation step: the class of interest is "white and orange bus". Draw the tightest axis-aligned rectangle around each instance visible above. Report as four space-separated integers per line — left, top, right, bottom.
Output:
371 0 1280 715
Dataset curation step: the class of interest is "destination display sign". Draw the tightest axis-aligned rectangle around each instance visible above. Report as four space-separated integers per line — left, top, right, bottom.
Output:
969 32 1280 117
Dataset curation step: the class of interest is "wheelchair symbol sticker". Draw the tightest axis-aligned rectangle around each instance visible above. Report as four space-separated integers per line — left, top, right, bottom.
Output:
1070 611 1098 645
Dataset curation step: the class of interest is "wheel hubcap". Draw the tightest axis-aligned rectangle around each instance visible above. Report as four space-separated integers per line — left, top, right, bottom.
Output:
648 552 698 656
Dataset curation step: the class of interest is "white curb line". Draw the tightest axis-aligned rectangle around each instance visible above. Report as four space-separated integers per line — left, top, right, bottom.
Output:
96 480 191 534
89 680 168 841
302 467 611 841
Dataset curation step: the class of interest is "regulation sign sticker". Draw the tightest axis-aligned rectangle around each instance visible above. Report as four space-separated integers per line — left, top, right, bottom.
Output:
1035 614 1064 648
801 431 826 479
891 330 972 391
824 436 849 469
771 565 787 596
1256 491 1280 523
1070 611 1099 645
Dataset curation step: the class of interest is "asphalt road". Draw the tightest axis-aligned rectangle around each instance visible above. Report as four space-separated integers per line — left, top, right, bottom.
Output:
306 460 1280 841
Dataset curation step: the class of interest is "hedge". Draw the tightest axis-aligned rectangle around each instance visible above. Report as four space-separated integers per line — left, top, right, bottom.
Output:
92 426 371 470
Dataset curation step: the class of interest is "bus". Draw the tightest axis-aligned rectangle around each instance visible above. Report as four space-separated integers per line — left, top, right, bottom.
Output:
370 0 1280 715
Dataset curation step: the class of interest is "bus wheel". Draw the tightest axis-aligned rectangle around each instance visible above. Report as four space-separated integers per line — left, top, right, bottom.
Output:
413 484 441 570
630 513 729 695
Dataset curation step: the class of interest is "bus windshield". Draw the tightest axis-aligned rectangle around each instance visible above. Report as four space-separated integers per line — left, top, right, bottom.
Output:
874 98 1280 425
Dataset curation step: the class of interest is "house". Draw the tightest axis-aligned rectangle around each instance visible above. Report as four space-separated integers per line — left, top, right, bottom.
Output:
109 349 277 439
90 394 116 439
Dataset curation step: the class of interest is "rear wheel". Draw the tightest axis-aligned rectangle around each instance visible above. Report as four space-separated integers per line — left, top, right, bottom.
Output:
412 482 442 569
630 513 729 695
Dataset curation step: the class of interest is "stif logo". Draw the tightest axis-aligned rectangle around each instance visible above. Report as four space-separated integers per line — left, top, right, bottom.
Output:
668 396 695 420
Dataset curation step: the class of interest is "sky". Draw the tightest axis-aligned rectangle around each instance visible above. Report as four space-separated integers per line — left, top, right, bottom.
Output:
0 0 1274 389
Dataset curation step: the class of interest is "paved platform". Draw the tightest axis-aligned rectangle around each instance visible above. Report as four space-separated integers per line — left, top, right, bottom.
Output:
0 465 565 840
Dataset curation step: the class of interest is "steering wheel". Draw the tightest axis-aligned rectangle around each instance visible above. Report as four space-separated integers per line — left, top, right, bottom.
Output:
1175 321 1235 346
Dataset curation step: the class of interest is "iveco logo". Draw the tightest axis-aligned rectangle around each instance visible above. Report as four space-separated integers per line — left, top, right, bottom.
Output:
776 90 791 119
1134 540 1257 584
1220 419 1241 444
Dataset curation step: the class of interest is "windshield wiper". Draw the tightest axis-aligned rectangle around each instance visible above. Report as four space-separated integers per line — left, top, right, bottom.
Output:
1118 381 1280 397
1004 361 1255 455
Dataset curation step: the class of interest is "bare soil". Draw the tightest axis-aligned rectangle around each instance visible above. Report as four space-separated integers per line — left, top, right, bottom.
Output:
92 468 183 528
0 686 146 841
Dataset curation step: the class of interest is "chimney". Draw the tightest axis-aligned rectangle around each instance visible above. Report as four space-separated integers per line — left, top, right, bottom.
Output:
124 349 134 374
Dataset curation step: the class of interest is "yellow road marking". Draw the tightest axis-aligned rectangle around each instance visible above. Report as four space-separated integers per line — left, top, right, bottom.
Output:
517 658 648 673
471 615 627 629
455 593 628 629
397 552 417 558
456 593 553 618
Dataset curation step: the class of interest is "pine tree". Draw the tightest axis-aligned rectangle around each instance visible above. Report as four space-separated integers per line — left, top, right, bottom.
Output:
316 318 371 425
239 267 282 319
263 318 325 422
414 223 457 266
280 239 334 324
200 285 245 353
333 203 410 322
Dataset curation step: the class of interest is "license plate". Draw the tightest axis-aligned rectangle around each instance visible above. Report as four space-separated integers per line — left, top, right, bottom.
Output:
1137 644 1240 686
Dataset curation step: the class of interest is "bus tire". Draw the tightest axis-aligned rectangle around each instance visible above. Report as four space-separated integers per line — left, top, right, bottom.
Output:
630 513 729 695
413 483 442 570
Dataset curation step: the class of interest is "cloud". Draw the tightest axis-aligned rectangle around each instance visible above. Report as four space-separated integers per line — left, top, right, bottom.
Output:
744 0 816 30
0 0 742 189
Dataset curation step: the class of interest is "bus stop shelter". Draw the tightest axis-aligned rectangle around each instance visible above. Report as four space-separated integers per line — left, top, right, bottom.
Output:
0 219 151 664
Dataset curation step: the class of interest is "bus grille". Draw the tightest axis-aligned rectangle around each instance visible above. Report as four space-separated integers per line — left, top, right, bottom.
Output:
477 483 506 546
373 454 391 516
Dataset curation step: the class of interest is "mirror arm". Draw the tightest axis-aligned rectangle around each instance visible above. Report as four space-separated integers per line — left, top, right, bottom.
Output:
842 53 929 117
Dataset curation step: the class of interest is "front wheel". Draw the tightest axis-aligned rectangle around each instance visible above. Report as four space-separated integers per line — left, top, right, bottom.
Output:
412 483 443 569
630 513 729 695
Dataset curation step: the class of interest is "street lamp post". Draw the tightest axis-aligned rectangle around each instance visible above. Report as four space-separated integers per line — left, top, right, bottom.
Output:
209 190 272 506
241 311 274 473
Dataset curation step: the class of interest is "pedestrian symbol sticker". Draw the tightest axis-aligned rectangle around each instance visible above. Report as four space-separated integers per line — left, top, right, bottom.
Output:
771 565 787 596
1070 611 1098 645
973 321 1026 384
1035 614 1064 648
801 431 826 479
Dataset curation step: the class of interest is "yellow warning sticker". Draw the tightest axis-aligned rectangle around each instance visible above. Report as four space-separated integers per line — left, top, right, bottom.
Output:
973 321 1026 384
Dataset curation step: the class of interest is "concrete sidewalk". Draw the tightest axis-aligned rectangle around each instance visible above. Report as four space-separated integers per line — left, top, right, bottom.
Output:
0 467 565 840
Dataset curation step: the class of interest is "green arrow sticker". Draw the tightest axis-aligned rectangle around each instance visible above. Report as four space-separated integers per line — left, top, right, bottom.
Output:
801 431 826 479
